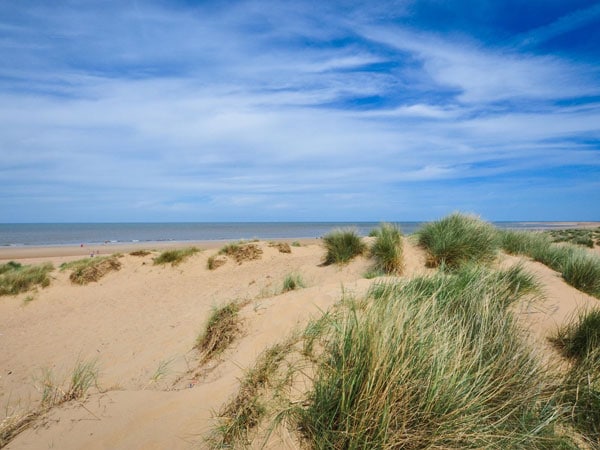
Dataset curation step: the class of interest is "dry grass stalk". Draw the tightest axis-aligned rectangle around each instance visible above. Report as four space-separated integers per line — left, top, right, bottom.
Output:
196 302 243 362
269 242 292 253
1 359 98 448
219 243 263 264
209 339 296 448
65 257 121 285
207 255 227 270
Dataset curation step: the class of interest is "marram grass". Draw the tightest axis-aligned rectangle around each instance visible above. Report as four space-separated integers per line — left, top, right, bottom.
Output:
552 308 600 361
153 247 199 266
0 261 53 296
2 358 98 447
370 222 404 275
417 213 498 269
547 228 600 248
208 339 296 447
499 229 600 298
196 302 242 362
294 266 574 449
559 347 600 445
322 228 366 265
553 309 600 445
61 256 121 284
282 273 305 292
561 250 600 298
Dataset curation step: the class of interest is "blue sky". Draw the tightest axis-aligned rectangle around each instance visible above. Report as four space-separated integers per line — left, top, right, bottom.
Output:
1 0 599 222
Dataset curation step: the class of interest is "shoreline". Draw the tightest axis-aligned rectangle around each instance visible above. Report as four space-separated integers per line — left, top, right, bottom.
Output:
1 221 598 261
0 238 321 261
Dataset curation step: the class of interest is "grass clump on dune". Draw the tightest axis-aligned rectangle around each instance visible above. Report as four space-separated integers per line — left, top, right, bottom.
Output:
153 247 199 266
0 261 54 296
209 339 296 447
282 273 305 292
61 256 121 285
40 359 99 406
417 213 498 270
196 302 242 362
552 310 600 444
500 229 551 257
561 251 600 298
207 254 226 270
500 230 600 298
369 222 404 275
322 228 366 265
2 358 98 447
294 265 572 449
561 350 600 445
552 308 600 360
0 261 23 274
501 230 577 273
269 242 292 253
560 347 600 445
218 242 263 264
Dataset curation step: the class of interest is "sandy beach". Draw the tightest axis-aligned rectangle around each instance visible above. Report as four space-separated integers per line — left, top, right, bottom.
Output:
0 239 321 264
1 234 599 449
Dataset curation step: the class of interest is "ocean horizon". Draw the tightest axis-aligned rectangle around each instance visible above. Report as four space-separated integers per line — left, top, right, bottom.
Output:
0 221 589 247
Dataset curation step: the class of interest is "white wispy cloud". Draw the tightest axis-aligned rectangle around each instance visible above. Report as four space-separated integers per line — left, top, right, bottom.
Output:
0 0 598 221
358 25 600 103
516 3 600 48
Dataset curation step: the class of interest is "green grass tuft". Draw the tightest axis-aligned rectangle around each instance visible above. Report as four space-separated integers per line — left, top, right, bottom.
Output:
153 247 199 266
218 242 241 255
0 261 22 274
0 262 54 296
552 309 600 360
322 228 366 265
417 213 498 269
39 359 99 407
282 273 305 292
370 222 404 274
363 269 384 279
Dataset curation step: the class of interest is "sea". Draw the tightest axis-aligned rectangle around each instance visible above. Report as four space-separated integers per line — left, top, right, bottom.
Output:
0 222 575 248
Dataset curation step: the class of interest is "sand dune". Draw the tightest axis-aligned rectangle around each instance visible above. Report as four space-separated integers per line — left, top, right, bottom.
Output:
1 238 597 449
